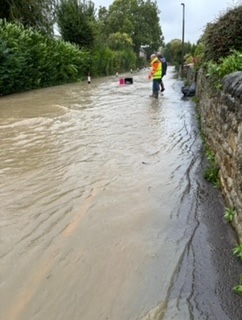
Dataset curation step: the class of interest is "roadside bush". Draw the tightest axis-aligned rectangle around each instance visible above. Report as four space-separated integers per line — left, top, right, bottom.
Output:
0 20 137 96
89 46 136 77
206 50 242 89
203 5 242 63
0 20 89 95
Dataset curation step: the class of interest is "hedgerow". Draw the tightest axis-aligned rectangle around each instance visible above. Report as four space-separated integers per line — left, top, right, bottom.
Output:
0 20 137 96
203 5 242 63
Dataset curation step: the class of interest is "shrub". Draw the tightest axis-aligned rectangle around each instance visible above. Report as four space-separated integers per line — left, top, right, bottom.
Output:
0 20 89 95
203 5 242 63
206 50 242 89
0 20 137 95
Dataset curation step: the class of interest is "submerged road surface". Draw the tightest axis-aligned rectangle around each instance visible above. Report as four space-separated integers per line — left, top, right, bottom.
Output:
0 67 241 320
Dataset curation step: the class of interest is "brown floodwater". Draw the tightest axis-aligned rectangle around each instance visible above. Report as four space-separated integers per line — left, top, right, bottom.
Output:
1 68 238 320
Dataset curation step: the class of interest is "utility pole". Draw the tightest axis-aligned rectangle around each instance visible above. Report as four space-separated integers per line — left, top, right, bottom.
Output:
181 3 185 78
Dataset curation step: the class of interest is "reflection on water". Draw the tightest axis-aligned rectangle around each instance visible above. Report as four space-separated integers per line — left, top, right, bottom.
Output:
0 68 203 320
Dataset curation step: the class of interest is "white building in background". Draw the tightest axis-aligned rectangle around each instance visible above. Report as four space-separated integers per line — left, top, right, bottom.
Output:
139 48 147 60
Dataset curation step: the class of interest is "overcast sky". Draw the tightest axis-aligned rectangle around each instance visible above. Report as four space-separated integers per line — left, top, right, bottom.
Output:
92 0 242 44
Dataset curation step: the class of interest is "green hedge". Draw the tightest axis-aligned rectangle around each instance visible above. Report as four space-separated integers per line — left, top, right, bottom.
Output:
0 20 137 95
203 5 242 63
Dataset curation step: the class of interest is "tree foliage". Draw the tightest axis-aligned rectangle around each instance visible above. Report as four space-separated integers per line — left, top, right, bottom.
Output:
97 0 163 56
0 0 55 34
56 0 96 48
164 39 195 67
106 32 133 51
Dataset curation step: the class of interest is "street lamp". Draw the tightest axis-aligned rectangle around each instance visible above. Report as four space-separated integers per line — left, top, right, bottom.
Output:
181 3 185 78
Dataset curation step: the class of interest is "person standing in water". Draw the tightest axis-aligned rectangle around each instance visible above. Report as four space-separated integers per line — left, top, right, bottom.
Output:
148 53 162 99
156 51 167 92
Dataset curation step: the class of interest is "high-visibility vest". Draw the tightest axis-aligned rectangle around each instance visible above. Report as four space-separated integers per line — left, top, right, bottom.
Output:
150 57 162 79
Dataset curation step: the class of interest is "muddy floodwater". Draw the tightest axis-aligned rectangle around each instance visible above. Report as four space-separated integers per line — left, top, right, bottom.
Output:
1 67 242 320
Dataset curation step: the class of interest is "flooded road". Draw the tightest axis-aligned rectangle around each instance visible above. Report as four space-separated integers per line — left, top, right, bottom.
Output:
1 67 242 320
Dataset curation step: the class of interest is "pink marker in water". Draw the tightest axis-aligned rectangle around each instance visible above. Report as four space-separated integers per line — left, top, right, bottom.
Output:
119 78 125 85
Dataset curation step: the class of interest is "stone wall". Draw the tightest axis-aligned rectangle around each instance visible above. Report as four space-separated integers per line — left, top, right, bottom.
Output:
196 70 242 242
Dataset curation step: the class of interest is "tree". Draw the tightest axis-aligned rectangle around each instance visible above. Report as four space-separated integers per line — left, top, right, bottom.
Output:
56 0 96 48
164 39 182 66
164 39 196 66
98 0 163 56
0 0 56 35
106 32 134 51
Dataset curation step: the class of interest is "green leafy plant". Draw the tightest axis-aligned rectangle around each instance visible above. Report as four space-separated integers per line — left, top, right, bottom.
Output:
234 285 242 296
204 149 221 188
233 243 242 260
206 50 242 90
192 96 199 104
224 207 237 222
233 275 242 296
205 149 215 162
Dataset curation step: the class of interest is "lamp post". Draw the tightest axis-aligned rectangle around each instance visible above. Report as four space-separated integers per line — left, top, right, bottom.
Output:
181 3 185 78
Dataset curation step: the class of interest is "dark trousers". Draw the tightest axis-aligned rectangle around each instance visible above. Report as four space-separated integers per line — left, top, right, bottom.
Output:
152 79 160 95
159 77 165 90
